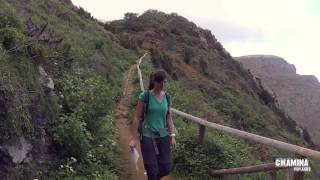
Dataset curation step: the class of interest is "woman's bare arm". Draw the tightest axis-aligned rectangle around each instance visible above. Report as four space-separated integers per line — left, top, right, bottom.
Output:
167 109 176 151
131 100 144 139
167 110 175 135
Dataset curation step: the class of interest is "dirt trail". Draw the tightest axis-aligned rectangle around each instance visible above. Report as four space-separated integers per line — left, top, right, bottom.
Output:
115 64 174 180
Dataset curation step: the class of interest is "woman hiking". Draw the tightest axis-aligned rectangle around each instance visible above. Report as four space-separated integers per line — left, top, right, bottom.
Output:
129 69 176 180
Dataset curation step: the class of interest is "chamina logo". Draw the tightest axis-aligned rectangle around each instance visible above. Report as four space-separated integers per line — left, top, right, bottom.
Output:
275 158 311 172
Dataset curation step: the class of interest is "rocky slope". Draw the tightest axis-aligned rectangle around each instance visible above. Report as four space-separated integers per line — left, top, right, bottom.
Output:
236 55 320 146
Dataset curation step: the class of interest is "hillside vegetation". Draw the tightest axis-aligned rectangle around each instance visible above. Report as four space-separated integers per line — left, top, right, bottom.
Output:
0 1 318 179
0 0 136 179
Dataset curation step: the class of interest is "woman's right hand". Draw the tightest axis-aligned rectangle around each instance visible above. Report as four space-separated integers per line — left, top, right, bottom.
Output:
129 139 137 151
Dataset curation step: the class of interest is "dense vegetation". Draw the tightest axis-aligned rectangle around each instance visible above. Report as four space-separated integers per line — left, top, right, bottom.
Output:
0 0 136 179
1 1 319 179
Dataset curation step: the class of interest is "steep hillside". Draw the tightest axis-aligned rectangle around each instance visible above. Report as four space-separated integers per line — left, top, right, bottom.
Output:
111 11 319 179
0 0 137 179
236 55 320 147
108 10 300 137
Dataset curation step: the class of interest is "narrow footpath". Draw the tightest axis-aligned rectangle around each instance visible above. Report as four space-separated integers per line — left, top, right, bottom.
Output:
114 64 174 180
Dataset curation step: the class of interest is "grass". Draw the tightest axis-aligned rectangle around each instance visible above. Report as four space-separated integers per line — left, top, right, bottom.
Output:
0 0 137 178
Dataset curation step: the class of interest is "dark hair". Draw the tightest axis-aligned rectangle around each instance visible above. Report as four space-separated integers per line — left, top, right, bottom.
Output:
148 69 167 90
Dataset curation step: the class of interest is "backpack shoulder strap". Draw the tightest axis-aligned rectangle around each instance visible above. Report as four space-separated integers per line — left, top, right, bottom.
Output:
143 90 150 115
139 91 150 137
165 93 171 115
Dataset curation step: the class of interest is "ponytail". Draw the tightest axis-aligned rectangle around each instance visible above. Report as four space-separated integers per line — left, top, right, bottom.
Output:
148 72 155 90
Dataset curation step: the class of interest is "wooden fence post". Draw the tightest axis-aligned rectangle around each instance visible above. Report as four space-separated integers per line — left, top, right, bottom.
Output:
199 124 206 145
268 170 276 180
292 154 304 180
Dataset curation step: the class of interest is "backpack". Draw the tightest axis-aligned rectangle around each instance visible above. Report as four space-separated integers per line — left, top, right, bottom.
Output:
138 90 171 136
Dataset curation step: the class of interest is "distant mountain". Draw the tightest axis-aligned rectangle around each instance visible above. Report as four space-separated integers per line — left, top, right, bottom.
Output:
236 55 320 146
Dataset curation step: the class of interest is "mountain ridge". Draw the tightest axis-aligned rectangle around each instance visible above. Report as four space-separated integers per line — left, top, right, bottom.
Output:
237 55 320 147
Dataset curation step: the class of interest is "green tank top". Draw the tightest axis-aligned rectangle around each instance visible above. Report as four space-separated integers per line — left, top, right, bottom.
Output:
139 91 169 137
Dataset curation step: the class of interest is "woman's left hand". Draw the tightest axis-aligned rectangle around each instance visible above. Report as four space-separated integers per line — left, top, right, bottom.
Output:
170 137 176 152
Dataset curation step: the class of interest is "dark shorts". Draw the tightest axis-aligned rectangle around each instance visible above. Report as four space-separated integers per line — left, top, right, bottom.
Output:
140 136 173 180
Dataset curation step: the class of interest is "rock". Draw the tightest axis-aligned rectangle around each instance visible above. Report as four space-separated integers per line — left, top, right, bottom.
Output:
46 77 54 90
38 65 55 90
5 137 32 164
38 65 48 77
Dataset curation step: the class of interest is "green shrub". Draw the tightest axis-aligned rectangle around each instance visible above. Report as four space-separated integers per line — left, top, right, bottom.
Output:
124 12 143 31
56 68 119 120
0 9 22 29
75 7 94 20
53 112 92 160
0 62 34 143
0 28 27 52
52 66 120 177
174 132 234 178
90 115 118 165
0 87 33 143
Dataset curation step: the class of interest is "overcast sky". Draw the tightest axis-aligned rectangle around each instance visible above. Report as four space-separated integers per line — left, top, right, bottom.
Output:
72 0 320 79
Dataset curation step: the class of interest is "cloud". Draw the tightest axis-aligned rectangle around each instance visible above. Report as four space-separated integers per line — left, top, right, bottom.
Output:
199 20 267 43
